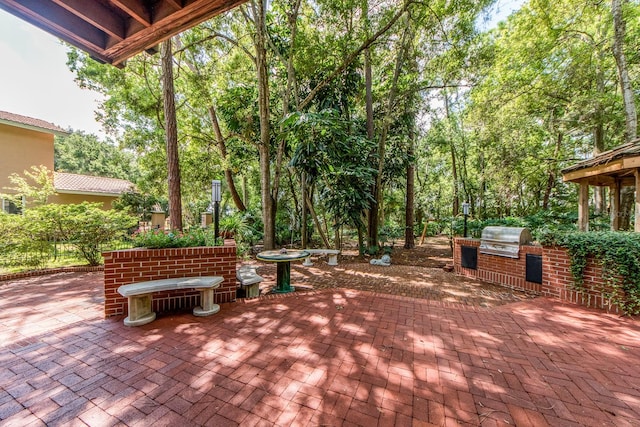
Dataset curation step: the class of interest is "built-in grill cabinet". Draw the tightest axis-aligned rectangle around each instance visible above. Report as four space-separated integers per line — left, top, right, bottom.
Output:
479 226 532 259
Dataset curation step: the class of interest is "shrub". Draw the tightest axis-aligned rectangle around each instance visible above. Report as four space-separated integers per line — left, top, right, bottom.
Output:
28 203 137 266
0 212 51 268
132 227 217 248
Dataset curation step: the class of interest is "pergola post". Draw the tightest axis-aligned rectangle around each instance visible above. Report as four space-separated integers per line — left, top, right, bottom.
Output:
636 170 640 232
610 180 621 231
578 181 589 231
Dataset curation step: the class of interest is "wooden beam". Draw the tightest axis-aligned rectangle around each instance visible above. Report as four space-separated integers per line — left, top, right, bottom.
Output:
164 0 184 11
0 0 107 50
610 180 621 231
110 0 151 26
563 159 625 182
636 170 640 233
578 181 589 231
51 0 125 41
623 156 640 169
0 0 248 66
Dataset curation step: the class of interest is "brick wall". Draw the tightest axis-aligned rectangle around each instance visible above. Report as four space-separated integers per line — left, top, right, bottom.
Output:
454 238 621 313
103 241 237 318
541 246 621 311
454 238 542 294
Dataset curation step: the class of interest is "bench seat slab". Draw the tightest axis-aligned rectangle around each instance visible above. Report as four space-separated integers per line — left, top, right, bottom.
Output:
303 249 340 266
118 276 223 326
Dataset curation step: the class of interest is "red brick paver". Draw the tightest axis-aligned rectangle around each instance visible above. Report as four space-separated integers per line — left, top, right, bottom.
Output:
1 271 639 426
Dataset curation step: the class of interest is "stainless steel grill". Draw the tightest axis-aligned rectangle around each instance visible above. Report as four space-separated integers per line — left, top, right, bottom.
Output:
479 226 532 258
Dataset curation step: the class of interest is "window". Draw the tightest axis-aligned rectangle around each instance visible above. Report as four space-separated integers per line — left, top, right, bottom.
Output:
1 197 23 214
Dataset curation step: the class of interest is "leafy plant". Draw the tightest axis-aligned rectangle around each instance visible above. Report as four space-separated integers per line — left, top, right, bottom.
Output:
27 203 137 266
379 224 402 254
1 165 56 207
0 212 51 268
220 213 255 241
132 227 217 249
539 231 640 315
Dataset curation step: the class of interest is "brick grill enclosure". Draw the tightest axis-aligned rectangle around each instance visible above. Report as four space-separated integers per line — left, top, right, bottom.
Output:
454 238 621 313
103 242 237 318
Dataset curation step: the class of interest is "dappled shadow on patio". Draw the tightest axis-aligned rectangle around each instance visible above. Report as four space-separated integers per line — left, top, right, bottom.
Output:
1 271 639 426
255 261 538 308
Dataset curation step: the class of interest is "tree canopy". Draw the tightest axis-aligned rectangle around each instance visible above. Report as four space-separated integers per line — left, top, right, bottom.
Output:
64 0 640 245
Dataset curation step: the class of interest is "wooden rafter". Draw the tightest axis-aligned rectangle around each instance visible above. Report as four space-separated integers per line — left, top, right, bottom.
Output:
0 0 247 66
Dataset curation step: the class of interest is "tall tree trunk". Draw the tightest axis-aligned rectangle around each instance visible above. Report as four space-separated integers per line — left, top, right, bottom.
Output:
306 196 330 247
612 0 637 142
242 174 249 207
443 90 459 215
404 125 415 249
161 39 182 231
593 122 606 214
543 133 563 210
271 0 302 247
593 21 608 214
612 0 636 229
252 0 275 249
208 106 246 212
301 171 307 248
363 0 377 249
368 15 411 249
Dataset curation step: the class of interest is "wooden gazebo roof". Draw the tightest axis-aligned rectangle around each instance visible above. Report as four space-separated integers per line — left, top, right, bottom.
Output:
0 0 247 67
562 139 640 187
562 139 640 232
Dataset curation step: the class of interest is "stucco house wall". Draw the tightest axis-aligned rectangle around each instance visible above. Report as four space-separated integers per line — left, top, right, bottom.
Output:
0 122 55 193
0 111 134 211
48 193 120 210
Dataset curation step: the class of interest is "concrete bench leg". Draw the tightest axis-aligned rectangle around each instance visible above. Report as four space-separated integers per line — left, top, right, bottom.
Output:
193 288 220 316
328 254 338 266
124 295 156 327
303 256 313 267
245 282 260 298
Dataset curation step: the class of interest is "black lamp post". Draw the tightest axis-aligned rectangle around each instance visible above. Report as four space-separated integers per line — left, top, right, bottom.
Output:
211 180 221 243
462 201 470 238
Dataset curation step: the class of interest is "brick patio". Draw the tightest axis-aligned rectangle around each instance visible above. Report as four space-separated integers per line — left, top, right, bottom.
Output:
1 269 639 426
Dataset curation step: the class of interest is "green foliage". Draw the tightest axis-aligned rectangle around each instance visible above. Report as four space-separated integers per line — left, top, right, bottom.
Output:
439 210 611 240
286 109 377 235
0 212 51 269
29 203 137 266
112 191 166 221
379 223 402 253
220 212 258 244
54 131 138 181
132 227 217 249
539 231 640 315
1 166 56 207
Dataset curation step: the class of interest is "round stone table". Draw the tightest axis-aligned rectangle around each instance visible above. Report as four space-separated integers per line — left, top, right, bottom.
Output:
256 249 310 294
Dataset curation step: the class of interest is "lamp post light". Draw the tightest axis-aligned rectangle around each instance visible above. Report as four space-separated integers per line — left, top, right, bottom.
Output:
462 201 470 238
211 180 221 243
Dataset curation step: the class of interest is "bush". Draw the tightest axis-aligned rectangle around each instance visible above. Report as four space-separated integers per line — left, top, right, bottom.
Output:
28 203 137 266
132 227 217 248
0 212 51 268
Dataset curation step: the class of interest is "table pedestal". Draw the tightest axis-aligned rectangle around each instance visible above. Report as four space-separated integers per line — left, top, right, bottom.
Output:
274 262 293 293
256 250 309 295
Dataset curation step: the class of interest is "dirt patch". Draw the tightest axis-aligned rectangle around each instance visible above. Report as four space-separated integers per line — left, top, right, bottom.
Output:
249 235 538 307
339 235 454 268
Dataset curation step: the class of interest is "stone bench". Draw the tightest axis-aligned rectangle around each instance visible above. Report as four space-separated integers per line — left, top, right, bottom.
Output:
302 249 340 267
117 276 223 326
237 265 264 298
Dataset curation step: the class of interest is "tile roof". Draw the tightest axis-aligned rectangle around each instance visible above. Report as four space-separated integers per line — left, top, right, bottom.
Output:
0 111 69 135
561 139 640 173
54 172 135 196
